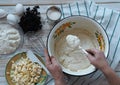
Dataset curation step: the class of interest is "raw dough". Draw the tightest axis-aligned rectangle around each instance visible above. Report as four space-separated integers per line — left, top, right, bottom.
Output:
54 29 99 71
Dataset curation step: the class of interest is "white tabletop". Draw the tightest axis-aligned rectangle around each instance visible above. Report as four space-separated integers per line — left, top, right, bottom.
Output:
0 0 120 85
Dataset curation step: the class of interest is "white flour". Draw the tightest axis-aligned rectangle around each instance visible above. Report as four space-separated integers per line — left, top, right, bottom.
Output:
47 9 61 20
0 23 21 54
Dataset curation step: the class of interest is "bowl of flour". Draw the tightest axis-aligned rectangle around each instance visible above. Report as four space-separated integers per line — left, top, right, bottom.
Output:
47 16 109 76
0 22 23 56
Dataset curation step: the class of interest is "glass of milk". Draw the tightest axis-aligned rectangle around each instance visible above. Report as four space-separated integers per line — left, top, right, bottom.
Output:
46 6 62 25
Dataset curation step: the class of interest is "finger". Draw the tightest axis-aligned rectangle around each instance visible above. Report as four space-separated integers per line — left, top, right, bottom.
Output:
51 56 59 65
44 48 51 65
51 56 57 63
86 48 97 55
87 54 95 62
44 48 48 57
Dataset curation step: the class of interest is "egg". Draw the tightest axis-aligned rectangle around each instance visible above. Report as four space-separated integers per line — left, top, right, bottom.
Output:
15 3 24 16
0 9 7 18
7 14 20 25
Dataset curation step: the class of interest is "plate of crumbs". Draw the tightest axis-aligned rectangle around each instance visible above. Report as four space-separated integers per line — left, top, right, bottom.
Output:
5 52 47 85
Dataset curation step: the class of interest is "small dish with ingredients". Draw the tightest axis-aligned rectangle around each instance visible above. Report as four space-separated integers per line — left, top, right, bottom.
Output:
5 51 47 85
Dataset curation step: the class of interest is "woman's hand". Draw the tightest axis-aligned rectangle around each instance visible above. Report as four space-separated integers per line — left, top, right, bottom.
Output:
86 49 120 85
44 48 66 85
86 49 109 71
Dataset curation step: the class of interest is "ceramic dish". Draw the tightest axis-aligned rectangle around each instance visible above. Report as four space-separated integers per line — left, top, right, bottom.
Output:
5 52 47 85
47 15 109 76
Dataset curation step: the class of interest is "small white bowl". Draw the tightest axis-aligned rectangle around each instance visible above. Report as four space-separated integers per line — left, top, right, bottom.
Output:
47 16 109 76
46 6 62 24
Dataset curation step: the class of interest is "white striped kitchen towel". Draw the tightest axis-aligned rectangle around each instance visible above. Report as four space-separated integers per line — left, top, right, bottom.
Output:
58 0 120 85
35 0 120 85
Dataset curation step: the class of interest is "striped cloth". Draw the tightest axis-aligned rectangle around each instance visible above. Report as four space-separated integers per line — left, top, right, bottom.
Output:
36 0 120 85
59 0 120 85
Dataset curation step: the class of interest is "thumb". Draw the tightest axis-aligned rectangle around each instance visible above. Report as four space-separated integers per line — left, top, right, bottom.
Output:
51 56 58 64
44 48 51 65
86 48 97 55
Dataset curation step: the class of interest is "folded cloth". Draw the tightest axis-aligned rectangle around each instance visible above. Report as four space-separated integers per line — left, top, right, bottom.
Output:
36 0 120 85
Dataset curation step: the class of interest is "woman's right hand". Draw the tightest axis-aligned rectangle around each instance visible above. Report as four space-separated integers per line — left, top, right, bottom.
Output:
86 49 109 71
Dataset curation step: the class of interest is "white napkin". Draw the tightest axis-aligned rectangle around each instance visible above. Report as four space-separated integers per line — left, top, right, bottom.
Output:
36 0 120 85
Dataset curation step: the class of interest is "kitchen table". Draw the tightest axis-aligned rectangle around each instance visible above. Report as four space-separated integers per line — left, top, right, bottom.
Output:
0 0 120 85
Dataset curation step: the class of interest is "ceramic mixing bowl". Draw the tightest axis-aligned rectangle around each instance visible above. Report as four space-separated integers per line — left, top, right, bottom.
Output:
47 15 109 76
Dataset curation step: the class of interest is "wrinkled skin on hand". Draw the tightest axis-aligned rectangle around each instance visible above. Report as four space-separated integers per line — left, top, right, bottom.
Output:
44 49 65 80
86 49 109 71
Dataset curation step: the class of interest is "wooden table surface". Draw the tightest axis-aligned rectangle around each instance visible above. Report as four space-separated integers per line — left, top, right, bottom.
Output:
0 0 120 85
